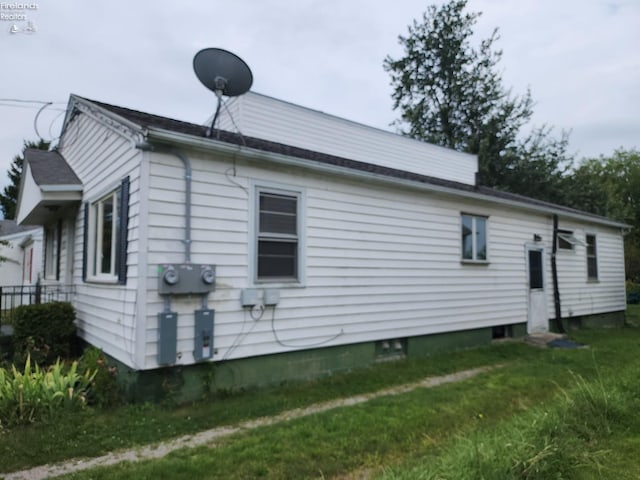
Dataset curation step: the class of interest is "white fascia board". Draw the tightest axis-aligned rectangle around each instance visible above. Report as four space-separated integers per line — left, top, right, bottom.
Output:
145 128 629 230
39 185 84 192
61 95 147 148
0 230 37 243
16 164 42 225
15 162 31 225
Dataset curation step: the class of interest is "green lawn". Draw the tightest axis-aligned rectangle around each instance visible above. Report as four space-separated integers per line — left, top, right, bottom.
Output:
2 327 640 479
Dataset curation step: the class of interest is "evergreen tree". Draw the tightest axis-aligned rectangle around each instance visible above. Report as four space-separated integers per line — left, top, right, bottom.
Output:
0 139 50 220
384 0 572 202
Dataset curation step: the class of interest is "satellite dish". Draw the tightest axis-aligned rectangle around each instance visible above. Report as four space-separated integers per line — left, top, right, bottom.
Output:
193 48 253 97
193 48 253 137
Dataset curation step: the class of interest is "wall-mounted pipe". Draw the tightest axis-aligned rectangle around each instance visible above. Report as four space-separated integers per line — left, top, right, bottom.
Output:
551 214 565 333
136 142 192 263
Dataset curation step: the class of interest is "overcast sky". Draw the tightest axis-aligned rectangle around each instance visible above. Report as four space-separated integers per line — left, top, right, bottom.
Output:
1 0 639 216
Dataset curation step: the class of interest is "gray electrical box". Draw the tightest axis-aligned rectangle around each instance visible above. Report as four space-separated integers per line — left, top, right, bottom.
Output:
241 289 260 307
194 309 215 362
158 264 216 295
263 289 280 306
158 311 178 365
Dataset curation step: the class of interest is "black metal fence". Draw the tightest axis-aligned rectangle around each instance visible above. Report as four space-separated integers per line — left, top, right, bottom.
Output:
0 284 75 325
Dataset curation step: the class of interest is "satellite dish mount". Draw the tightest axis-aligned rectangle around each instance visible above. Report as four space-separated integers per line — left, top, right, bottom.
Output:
193 48 253 138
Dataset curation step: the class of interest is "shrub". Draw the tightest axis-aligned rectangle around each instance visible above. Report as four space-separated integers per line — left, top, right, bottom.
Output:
78 347 124 407
0 355 95 428
12 302 77 366
626 281 640 304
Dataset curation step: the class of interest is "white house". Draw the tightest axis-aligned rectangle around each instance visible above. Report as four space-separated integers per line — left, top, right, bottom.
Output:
0 219 43 287
15 92 627 398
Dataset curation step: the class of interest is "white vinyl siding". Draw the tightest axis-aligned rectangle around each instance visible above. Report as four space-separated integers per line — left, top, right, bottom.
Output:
56 100 626 372
554 226 623 318
58 112 141 367
219 92 478 185
138 149 627 368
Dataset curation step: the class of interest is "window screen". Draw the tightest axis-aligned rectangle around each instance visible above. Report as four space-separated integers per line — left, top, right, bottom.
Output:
529 250 543 289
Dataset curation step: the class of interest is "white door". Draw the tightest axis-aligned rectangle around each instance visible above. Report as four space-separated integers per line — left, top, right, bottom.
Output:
527 247 549 334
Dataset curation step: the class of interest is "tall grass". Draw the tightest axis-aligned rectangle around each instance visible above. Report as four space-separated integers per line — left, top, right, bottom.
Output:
381 362 640 480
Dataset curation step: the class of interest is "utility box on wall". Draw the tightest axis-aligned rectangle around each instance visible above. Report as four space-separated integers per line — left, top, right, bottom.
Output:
194 309 215 361
158 264 216 295
158 311 178 365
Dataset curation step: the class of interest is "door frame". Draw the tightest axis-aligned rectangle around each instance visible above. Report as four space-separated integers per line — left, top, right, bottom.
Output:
525 243 549 334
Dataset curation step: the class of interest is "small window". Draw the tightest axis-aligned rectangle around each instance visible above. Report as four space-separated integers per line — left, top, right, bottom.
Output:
461 214 487 262
256 189 300 281
528 250 544 289
557 230 585 250
586 234 598 280
23 246 33 284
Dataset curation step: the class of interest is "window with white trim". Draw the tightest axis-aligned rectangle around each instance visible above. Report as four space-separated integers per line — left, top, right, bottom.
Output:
84 177 129 284
255 188 300 282
586 234 598 280
461 214 487 261
85 188 121 282
44 221 60 280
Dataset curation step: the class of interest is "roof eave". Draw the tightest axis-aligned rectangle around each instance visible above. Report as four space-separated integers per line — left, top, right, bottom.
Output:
59 95 147 150
145 127 628 230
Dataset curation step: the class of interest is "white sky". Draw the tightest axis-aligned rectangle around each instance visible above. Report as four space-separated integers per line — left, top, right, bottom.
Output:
1 0 639 216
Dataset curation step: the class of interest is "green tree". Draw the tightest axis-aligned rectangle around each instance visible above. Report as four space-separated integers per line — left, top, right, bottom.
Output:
384 0 572 202
0 139 50 220
566 149 640 280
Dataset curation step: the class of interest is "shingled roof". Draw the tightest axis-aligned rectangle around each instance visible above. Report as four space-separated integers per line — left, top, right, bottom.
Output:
0 219 40 237
80 97 624 227
25 149 81 186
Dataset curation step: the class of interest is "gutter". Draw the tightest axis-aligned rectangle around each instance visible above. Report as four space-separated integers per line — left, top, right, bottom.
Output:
145 128 628 230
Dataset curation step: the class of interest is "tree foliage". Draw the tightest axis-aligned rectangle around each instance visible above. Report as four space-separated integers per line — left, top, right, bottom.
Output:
384 0 572 202
566 149 640 280
0 139 50 220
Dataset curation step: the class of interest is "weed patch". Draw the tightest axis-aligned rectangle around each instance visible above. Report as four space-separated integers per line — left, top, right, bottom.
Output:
0 355 95 429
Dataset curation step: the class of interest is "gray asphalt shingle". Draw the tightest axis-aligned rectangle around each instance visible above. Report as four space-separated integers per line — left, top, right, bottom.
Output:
25 149 81 186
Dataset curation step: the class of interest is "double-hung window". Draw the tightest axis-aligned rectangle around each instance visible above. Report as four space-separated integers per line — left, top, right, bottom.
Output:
84 177 130 284
461 214 487 262
255 187 301 282
586 234 598 280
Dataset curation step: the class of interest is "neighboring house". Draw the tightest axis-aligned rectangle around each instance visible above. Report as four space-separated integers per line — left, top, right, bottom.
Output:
0 219 43 287
15 92 627 397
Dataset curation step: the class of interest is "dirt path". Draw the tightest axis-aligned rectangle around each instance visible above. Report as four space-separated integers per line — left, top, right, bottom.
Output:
2 364 501 480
